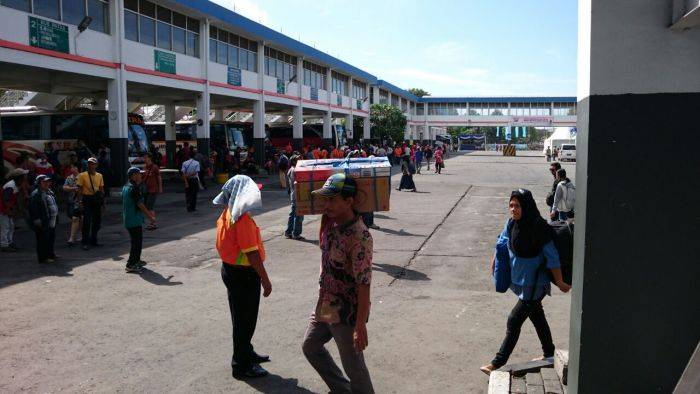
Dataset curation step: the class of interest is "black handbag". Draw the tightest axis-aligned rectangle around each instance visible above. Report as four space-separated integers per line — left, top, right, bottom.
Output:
88 173 104 206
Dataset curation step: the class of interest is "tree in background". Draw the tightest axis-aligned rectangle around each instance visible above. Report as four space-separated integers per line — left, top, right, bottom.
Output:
367 104 407 144
408 88 430 97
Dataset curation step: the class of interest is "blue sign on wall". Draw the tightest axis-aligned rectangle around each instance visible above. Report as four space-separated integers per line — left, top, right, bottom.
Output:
310 88 318 101
357 100 362 110
337 95 342 106
227 67 241 86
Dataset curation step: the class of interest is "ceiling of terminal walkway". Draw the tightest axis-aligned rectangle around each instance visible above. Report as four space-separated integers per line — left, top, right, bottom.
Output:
0 63 107 98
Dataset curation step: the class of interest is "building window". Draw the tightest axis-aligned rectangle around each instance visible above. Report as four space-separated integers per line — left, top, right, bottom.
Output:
87 0 108 33
352 80 366 100
62 0 85 25
209 25 257 72
124 10 138 41
331 71 348 96
1 0 31 12
391 95 399 108
379 90 388 104
303 61 327 89
33 0 60 21
123 0 198 57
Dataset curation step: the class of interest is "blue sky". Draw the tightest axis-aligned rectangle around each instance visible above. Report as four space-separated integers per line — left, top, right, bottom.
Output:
212 0 577 97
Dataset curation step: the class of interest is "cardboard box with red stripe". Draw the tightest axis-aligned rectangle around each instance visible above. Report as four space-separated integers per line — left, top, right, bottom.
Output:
294 157 392 215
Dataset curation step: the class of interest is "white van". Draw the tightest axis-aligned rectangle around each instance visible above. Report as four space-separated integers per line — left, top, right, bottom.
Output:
560 144 576 162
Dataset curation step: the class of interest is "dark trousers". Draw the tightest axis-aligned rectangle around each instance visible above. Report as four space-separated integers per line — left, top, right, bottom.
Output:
127 226 143 266
81 195 102 245
491 298 555 368
362 212 374 227
34 227 52 263
221 264 261 369
47 227 55 258
185 178 199 212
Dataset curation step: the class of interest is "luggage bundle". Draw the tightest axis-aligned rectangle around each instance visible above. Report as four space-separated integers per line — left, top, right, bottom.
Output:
294 157 392 215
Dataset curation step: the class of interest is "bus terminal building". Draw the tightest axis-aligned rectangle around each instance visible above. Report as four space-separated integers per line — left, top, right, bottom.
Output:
0 0 576 183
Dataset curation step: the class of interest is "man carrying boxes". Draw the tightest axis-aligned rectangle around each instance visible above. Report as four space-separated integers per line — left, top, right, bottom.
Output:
302 173 375 394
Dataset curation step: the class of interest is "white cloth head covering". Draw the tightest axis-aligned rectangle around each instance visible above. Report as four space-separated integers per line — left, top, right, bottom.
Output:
212 175 262 223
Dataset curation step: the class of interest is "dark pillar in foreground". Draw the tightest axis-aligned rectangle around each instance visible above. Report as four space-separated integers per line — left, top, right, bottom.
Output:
253 137 265 166
109 138 129 186
292 138 303 152
570 2 700 392
165 140 176 169
196 137 210 158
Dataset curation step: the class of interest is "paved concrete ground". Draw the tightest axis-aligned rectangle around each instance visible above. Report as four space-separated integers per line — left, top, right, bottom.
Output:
0 151 575 393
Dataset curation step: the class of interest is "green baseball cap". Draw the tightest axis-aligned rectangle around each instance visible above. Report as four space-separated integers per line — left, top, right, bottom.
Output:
312 173 357 198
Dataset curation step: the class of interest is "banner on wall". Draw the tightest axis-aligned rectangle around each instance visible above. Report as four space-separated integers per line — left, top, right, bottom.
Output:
505 126 512 141
276 78 285 94
310 88 319 101
227 67 241 86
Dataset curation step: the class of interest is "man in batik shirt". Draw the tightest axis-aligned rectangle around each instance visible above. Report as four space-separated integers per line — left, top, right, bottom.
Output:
302 173 374 394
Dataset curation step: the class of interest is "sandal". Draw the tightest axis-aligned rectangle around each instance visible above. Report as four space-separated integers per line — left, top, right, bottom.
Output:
480 364 495 376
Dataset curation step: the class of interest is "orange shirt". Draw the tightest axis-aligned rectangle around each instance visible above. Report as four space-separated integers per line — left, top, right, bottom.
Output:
216 210 265 266
332 149 344 158
313 149 322 159
319 149 328 159
394 147 402 157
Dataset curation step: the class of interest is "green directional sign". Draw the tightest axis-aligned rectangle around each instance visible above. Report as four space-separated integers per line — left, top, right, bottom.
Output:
154 50 176 74
276 78 285 94
29 16 69 54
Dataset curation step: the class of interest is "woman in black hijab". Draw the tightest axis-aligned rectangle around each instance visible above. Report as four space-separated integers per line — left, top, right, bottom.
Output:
481 189 571 375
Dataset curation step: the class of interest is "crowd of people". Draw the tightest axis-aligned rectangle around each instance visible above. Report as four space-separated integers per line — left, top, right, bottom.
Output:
2 139 581 392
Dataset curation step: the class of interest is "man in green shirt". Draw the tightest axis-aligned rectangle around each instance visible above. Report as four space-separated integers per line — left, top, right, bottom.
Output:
122 167 155 273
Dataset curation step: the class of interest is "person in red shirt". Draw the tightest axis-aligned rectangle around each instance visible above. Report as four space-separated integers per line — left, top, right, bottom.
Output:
142 153 162 230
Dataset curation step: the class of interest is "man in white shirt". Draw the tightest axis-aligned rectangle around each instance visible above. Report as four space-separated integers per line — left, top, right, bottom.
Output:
181 150 201 212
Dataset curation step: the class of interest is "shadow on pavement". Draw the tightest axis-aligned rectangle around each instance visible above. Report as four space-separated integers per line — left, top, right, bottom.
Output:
240 373 315 393
373 227 425 237
0 185 290 290
373 263 430 281
373 214 394 220
137 267 183 286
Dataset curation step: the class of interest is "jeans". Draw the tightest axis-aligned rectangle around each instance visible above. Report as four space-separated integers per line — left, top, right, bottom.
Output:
286 203 303 237
127 226 143 266
302 314 375 394
81 195 102 246
0 214 14 247
185 177 199 212
491 298 555 368
221 264 261 370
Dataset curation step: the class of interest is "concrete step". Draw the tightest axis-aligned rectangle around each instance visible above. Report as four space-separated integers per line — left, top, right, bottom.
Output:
554 349 569 386
488 351 569 394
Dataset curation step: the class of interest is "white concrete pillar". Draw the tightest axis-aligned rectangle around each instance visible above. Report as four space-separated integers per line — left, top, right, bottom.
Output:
164 104 176 167
107 0 129 184
253 100 265 161
252 40 266 164
292 105 303 150
195 92 210 156
345 114 353 145
372 86 379 105
323 111 332 146
363 116 370 141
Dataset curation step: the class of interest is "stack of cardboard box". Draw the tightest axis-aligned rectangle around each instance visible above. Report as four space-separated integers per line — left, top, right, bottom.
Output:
294 157 392 215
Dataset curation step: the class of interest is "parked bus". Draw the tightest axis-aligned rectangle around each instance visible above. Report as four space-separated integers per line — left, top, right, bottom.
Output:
266 123 343 149
144 120 251 167
1 107 149 171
